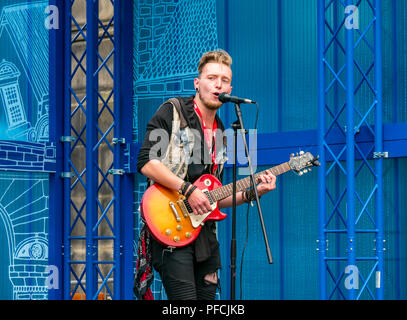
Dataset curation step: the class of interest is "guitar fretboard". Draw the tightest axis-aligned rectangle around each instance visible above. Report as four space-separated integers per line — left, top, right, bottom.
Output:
209 162 291 202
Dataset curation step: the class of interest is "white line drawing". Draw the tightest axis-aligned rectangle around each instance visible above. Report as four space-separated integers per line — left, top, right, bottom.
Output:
0 0 50 300
0 1 49 142
0 172 49 300
133 0 218 141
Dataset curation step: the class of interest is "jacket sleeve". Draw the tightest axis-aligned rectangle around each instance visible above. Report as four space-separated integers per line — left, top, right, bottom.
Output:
136 102 173 173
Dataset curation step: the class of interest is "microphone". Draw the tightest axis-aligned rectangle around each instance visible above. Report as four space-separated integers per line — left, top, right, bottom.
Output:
218 92 256 104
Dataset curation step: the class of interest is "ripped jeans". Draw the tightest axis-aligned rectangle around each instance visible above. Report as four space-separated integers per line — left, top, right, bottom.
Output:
151 239 221 300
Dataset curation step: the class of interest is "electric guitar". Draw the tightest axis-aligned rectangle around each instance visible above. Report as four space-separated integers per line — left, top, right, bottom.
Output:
141 151 320 247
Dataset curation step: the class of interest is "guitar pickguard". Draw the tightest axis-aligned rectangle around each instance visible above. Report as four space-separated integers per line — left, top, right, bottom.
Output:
189 211 212 228
187 188 217 228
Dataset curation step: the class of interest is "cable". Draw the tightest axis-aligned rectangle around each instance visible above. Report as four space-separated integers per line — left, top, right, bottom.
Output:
239 202 251 300
254 102 259 130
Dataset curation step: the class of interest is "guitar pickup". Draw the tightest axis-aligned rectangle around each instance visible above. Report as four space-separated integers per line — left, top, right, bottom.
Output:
169 202 181 222
177 199 189 218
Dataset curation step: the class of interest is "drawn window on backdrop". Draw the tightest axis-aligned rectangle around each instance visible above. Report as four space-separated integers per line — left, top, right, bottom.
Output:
2 84 26 127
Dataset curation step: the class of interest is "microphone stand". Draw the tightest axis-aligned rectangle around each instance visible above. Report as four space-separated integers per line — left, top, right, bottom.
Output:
230 103 273 299
230 120 240 301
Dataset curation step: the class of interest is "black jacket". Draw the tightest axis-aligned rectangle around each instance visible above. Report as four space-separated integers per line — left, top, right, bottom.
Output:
137 96 226 262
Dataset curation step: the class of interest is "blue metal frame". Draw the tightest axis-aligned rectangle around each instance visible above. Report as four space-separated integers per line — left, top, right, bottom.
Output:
85 0 99 299
345 0 357 300
317 0 385 300
391 0 400 300
48 0 65 300
317 0 327 300
62 0 72 300
63 0 134 300
374 0 384 300
116 0 135 300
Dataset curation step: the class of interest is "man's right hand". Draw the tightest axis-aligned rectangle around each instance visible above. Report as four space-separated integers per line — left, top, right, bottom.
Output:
185 186 212 216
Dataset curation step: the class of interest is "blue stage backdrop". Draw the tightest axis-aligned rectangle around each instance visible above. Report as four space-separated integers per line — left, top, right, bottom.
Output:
0 0 406 301
0 0 52 300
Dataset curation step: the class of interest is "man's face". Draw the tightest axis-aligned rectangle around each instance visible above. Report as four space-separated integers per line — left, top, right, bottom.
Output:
194 62 232 110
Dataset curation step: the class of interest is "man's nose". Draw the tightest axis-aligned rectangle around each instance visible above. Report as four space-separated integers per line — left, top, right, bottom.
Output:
215 78 222 88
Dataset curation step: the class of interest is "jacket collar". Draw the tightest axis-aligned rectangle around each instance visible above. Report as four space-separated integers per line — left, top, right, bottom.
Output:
178 96 224 131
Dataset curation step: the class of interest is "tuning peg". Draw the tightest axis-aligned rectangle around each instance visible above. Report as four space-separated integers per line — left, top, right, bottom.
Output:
290 153 294 157
300 151 304 155
308 168 312 172
313 159 321 167
303 169 308 174
299 171 303 176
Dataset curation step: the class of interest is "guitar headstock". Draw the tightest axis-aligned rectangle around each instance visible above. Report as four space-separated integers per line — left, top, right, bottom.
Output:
288 151 320 175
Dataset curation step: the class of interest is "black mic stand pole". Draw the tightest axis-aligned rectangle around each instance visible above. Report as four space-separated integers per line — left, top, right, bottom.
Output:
230 120 242 301
234 102 273 266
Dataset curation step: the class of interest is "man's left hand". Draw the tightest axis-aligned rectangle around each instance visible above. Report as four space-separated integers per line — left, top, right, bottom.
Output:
256 170 277 196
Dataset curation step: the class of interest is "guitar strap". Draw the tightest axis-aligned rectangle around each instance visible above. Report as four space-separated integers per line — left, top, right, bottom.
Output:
168 97 188 129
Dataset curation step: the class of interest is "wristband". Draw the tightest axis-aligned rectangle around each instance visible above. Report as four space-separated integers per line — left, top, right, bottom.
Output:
179 181 191 195
179 181 186 195
246 188 260 202
185 185 197 200
242 190 250 203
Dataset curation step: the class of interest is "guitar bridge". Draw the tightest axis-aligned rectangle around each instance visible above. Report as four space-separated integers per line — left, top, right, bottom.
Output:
169 202 181 222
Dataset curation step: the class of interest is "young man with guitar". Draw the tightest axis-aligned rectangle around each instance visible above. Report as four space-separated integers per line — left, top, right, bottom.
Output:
135 50 277 300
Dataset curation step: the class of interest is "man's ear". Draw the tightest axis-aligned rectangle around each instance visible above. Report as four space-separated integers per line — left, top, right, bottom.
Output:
194 78 199 92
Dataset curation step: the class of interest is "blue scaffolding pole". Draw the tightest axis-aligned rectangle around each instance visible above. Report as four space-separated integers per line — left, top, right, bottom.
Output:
85 0 99 299
317 0 327 301
317 0 384 300
345 0 356 301
115 0 135 300
63 0 76 300
48 0 65 300
374 0 384 300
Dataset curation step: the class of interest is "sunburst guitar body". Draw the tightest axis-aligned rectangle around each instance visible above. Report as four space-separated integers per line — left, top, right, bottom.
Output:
141 174 226 247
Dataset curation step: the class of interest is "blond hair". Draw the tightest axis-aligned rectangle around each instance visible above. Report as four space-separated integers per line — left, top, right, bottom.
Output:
197 49 232 77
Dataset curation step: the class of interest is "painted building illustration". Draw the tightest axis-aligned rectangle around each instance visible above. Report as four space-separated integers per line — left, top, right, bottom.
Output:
0 59 31 140
0 1 49 142
133 0 218 141
0 1 51 300
0 173 49 300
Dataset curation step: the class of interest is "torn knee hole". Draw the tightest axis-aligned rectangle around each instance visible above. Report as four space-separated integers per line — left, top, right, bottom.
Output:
204 272 218 285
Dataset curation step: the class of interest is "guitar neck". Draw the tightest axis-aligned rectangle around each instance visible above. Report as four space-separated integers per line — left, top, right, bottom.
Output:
210 162 291 202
